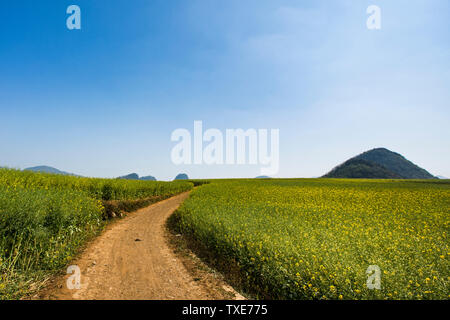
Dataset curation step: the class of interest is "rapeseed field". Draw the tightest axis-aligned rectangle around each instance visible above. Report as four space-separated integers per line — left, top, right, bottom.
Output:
174 179 449 299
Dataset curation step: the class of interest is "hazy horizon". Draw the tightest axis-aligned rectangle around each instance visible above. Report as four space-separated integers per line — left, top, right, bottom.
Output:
1 0 449 180
9 144 446 180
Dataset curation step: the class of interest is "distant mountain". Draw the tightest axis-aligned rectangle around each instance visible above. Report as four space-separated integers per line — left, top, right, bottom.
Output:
436 175 448 180
24 166 76 176
323 159 403 179
118 173 140 180
323 148 436 179
140 175 157 181
174 173 189 180
255 176 272 179
118 173 157 181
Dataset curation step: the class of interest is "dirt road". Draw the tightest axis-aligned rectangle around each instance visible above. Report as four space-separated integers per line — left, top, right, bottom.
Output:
39 192 243 300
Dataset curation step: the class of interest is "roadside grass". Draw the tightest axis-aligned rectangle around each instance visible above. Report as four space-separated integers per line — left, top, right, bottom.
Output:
0 168 193 299
166 214 246 300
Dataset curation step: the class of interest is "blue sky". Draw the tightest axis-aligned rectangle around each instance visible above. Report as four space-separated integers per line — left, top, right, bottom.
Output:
1 0 449 180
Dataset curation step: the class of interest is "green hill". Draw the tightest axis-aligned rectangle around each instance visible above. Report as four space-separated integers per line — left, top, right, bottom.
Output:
140 175 157 181
174 173 189 180
24 166 76 176
323 148 436 179
118 173 157 181
118 173 140 180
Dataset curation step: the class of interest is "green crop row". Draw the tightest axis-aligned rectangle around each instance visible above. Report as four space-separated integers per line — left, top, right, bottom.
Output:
0 168 193 299
172 179 449 300
0 168 192 201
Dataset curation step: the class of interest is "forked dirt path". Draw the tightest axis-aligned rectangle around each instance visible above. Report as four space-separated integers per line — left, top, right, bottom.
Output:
38 192 243 300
